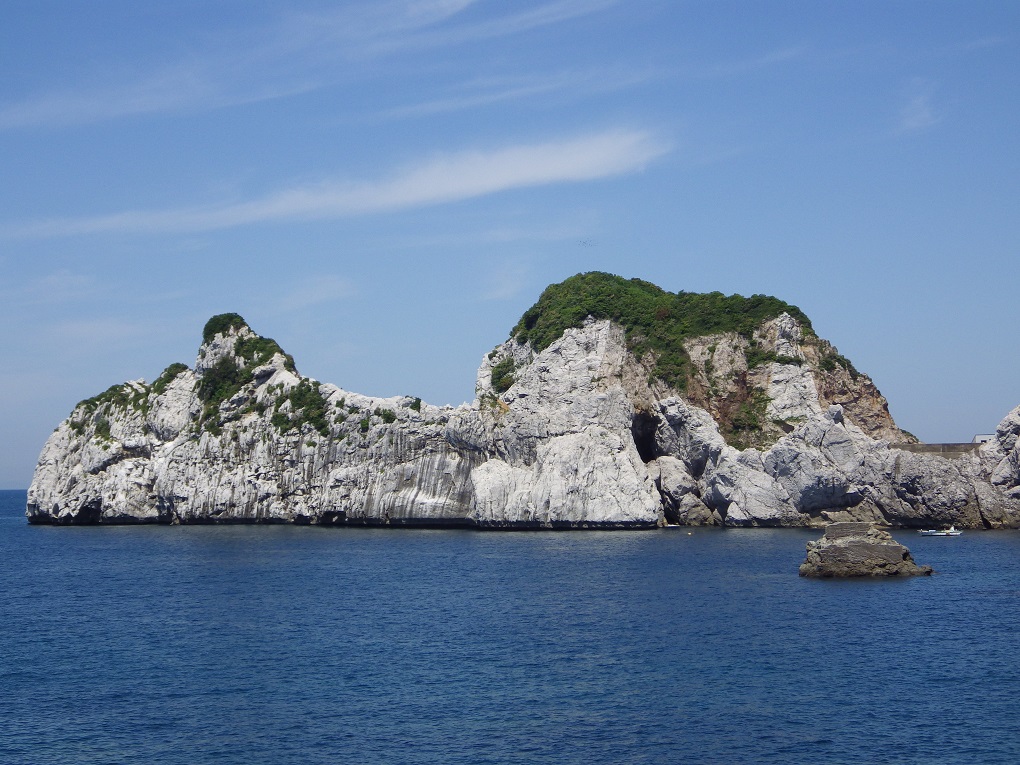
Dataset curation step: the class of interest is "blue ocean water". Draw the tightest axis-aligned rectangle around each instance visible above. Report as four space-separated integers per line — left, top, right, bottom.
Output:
2 489 1019 764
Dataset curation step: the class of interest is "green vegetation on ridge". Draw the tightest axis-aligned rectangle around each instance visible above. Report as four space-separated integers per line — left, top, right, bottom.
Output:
151 363 189 395
201 313 296 371
76 382 148 416
235 334 295 372
69 381 148 436
197 324 296 431
512 272 812 391
202 313 248 344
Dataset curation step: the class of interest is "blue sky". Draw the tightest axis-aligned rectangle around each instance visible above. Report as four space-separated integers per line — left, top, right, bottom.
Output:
2 0 1017 487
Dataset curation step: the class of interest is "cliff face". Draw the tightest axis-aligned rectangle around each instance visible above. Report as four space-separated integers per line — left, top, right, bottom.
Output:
679 313 907 447
27 278 1020 528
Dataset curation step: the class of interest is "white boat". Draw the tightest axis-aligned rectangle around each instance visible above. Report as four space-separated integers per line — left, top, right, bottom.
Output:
919 526 962 536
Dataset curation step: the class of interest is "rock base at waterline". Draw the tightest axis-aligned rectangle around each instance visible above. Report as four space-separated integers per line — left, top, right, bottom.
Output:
799 522 933 577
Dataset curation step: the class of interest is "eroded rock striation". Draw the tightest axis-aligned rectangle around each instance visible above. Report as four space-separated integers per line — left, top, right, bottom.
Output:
27 273 1020 528
799 522 933 577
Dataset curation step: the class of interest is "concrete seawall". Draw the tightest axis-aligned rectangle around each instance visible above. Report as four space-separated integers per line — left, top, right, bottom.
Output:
892 443 982 460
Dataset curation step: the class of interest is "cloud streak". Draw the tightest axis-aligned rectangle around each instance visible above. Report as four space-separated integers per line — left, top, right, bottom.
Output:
276 275 357 312
373 66 657 120
0 0 616 129
379 0 618 51
4 129 668 238
896 79 940 133
480 261 531 301
689 46 806 80
0 63 314 130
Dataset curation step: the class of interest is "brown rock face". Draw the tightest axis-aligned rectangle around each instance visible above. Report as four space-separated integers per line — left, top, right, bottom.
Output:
681 317 914 449
807 339 910 444
799 522 933 577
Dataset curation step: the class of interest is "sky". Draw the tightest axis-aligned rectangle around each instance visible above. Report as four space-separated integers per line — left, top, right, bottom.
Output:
1 0 1017 488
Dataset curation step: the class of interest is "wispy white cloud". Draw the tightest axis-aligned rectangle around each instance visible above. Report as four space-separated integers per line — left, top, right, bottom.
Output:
696 46 806 79
896 79 940 133
0 269 101 307
273 0 482 61
0 0 616 129
378 74 582 120
4 129 669 238
46 318 150 352
898 94 938 132
2 268 196 308
942 35 1005 54
277 275 357 312
0 62 317 129
480 261 531 301
21 269 99 304
374 66 656 120
377 0 617 52
368 219 594 252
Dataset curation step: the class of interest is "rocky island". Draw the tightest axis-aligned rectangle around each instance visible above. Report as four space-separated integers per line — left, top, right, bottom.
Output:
799 522 933 577
27 272 1020 528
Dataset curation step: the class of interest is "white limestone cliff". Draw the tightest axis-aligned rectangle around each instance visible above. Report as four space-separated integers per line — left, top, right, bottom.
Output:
27 311 1020 528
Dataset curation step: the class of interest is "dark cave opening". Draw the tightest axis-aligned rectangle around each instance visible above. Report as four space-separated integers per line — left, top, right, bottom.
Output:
631 411 659 463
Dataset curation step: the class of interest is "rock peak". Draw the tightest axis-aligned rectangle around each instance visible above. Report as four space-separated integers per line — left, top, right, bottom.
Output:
195 314 296 379
202 313 250 344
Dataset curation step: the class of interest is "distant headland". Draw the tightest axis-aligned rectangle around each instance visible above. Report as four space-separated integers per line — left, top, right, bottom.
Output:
26 272 1020 527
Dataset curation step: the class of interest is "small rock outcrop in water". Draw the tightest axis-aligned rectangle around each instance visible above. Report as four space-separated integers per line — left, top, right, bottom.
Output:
26 273 1020 527
799 522 933 577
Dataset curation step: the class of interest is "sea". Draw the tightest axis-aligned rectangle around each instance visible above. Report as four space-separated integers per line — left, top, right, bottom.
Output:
2 489 1019 765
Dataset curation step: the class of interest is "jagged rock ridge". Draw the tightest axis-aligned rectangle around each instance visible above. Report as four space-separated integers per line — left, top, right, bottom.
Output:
27 273 1020 528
